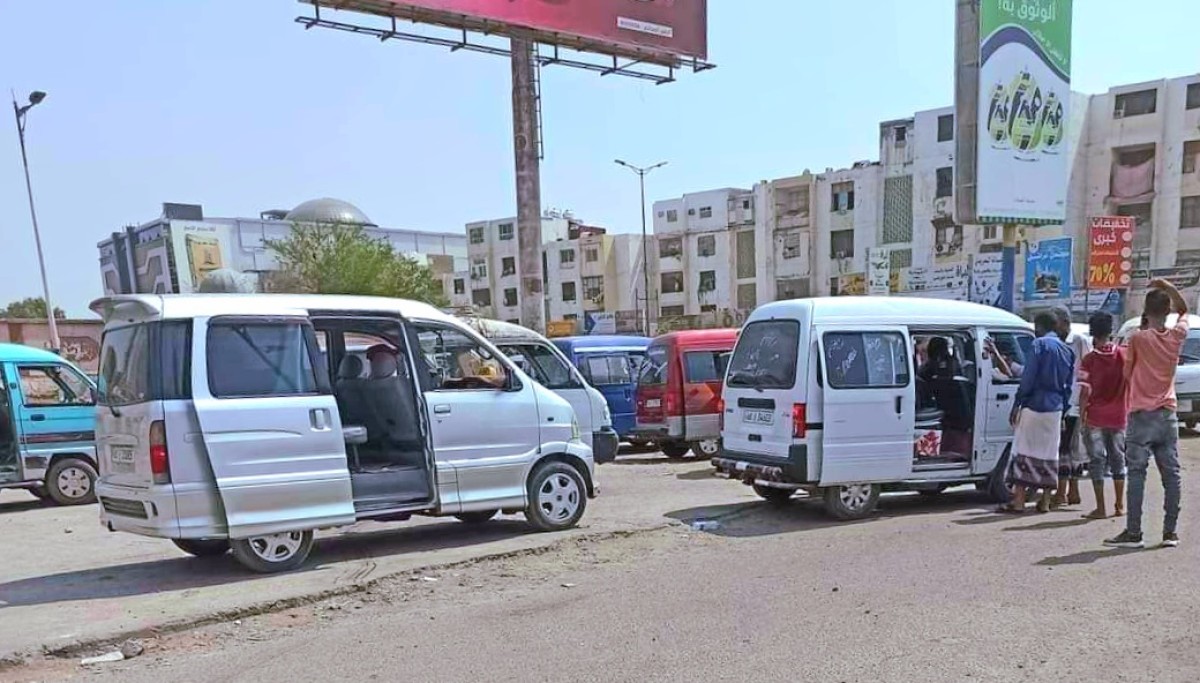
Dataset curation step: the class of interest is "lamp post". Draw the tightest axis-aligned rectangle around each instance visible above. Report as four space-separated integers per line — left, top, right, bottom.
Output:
614 159 667 336
12 90 60 353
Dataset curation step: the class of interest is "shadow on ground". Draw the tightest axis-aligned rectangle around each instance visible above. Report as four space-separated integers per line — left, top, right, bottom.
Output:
0 518 540 609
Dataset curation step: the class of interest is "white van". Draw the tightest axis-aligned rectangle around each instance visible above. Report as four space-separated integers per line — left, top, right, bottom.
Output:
460 317 619 463
91 294 596 572
716 297 1032 519
1116 313 1200 429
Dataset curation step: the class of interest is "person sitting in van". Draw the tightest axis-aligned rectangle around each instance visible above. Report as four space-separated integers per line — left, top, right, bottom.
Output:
1078 312 1127 520
985 337 1024 380
918 337 961 382
367 344 400 379
999 311 1074 514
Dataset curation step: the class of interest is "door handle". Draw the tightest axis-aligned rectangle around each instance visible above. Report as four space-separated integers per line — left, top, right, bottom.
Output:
433 404 452 415
30 414 45 422
310 408 330 431
894 396 902 415
997 393 1011 400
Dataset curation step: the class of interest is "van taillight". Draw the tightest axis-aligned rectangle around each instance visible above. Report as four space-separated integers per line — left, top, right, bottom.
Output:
717 398 725 430
664 390 679 417
792 404 807 439
149 420 171 484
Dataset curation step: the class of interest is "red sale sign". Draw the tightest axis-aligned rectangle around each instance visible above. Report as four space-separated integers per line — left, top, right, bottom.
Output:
1088 216 1135 289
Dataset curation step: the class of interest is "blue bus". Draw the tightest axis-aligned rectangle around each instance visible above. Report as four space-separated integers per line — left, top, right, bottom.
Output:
553 336 651 444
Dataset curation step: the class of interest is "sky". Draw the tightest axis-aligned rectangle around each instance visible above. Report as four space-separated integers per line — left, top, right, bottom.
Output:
1 0 1197 316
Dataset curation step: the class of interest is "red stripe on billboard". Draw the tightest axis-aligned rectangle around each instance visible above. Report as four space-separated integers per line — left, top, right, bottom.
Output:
364 0 707 60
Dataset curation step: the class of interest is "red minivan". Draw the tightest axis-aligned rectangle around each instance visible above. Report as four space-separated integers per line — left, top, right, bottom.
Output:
634 329 738 459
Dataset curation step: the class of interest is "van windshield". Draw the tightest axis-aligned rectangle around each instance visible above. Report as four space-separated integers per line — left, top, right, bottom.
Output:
98 321 191 406
638 345 669 386
727 320 800 390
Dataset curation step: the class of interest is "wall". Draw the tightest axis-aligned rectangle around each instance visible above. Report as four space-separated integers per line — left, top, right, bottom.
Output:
0 319 104 374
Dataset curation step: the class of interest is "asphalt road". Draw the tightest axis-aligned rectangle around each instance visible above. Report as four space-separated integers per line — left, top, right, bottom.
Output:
5 438 1198 683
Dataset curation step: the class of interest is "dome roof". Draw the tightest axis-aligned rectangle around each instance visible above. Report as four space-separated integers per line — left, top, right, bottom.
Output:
284 198 375 227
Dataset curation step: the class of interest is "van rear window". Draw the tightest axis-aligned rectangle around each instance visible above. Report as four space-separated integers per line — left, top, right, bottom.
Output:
727 321 801 390
638 345 669 386
98 321 191 406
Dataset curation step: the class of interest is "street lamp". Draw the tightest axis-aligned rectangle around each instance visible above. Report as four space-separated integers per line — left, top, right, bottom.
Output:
12 90 60 353
615 159 667 336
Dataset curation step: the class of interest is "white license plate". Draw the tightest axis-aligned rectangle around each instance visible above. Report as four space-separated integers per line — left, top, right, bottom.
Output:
646 399 661 408
110 446 135 473
742 409 774 425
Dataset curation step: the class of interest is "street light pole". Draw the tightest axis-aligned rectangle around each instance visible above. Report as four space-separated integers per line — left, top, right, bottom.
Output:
12 90 60 353
615 159 667 336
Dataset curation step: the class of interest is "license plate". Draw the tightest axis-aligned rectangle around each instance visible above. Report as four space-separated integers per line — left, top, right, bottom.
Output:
646 399 661 408
110 446 135 473
743 409 774 425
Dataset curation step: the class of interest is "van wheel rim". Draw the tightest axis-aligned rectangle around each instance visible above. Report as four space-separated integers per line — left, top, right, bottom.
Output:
840 485 872 510
697 439 720 456
57 467 91 499
537 473 581 523
248 532 304 562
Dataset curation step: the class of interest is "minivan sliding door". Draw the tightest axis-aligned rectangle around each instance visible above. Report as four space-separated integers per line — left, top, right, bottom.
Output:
817 326 916 485
192 315 355 539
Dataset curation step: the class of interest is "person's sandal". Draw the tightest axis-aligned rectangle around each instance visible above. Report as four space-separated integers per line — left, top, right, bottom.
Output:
995 504 1025 514
1083 509 1108 520
1036 497 1051 514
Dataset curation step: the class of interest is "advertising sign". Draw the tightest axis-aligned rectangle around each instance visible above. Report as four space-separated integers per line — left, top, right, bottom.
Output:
1024 237 1073 300
976 0 1073 224
585 311 617 335
970 253 1005 306
1088 216 1135 289
331 0 708 61
168 221 237 294
867 248 891 296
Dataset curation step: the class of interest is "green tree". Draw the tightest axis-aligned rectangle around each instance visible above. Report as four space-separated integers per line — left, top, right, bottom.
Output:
265 223 447 306
1 297 65 319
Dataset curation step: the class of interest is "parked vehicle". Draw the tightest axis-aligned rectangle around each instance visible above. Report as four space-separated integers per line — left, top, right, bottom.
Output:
1116 313 1200 429
715 297 1031 519
634 329 737 459
462 318 618 463
552 336 651 445
0 344 99 505
91 294 596 573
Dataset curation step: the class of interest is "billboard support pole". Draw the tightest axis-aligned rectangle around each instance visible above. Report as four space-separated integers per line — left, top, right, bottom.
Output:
1000 223 1018 312
511 37 545 332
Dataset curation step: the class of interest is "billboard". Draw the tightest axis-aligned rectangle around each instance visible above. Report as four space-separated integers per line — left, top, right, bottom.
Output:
167 221 254 294
314 0 708 62
1087 216 1135 289
867 248 891 296
975 0 1073 225
1024 237 1073 301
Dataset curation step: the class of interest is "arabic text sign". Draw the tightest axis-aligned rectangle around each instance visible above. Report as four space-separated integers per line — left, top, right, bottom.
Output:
970 253 1004 306
867 248 891 296
1088 216 1135 289
1024 237 1073 301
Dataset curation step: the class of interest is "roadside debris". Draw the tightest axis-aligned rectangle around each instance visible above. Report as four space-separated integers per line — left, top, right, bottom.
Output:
690 520 720 531
80 651 124 666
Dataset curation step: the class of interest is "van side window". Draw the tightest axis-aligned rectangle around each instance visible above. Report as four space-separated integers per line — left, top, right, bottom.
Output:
17 366 95 407
987 331 1034 383
207 321 319 398
498 343 575 390
823 332 910 389
415 325 509 391
584 355 632 386
683 351 727 383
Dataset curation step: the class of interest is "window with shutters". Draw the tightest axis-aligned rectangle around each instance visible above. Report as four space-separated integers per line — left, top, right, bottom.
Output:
736 231 756 279
882 175 914 244
1115 89 1157 117
697 234 716 257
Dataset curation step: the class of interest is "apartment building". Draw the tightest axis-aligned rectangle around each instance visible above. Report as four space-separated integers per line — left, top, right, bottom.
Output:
446 214 647 334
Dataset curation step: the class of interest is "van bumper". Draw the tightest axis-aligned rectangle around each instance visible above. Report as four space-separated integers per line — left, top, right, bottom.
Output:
592 427 619 464
714 445 809 485
631 416 684 441
97 481 181 538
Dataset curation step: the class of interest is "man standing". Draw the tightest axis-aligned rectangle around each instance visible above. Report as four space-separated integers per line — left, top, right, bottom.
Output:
1078 312 1127 519
1105 279 1188 549
999 311 1075 513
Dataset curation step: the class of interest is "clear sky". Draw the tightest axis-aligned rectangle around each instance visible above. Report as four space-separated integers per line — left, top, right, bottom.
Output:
1 1 1197 316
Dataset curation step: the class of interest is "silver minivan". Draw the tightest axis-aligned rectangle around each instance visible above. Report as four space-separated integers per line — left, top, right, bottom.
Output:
91 294 596 572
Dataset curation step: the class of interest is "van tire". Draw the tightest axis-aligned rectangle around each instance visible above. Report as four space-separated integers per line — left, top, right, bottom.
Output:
661 443 691 460
524 461 587 532
753 484 795 505
172 539 231 557
46 457 98 506
230 530 314 573
455 510 498 524
822 484 880 520
691 439 720 459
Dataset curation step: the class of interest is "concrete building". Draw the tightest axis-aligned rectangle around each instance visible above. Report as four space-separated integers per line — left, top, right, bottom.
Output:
445 213 648 334
98 199 467 298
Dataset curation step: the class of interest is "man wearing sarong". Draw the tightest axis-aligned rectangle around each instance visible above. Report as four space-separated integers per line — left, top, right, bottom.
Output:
1000 311 1075 513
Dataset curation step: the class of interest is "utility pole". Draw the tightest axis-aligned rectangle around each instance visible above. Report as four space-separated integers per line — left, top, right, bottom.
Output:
12 90 60 352
615 159 667 336
511 38 545 332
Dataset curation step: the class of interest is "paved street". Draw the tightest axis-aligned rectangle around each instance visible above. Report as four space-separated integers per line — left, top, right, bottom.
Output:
3 440 1199 682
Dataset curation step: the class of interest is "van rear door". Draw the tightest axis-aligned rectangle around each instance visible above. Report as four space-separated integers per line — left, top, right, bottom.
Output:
192 314 355 539
816 326 915 485
722 320 803 455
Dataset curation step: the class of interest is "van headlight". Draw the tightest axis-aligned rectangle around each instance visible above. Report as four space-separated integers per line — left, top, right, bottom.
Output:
571 415 581 441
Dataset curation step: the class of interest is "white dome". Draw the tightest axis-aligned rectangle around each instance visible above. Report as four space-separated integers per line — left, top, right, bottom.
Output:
284 198 375 227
